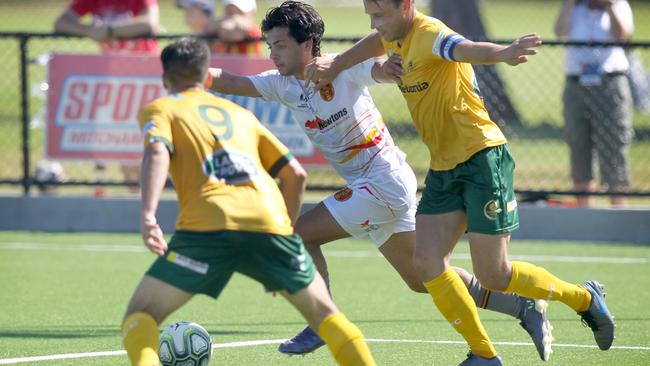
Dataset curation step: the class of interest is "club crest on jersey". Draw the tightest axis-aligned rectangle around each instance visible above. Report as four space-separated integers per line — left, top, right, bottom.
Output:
319 83 335 101
334 187 353 201
483 200 503 220
407 60 415 72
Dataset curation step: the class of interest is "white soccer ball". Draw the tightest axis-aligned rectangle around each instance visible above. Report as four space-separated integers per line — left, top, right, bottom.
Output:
159 321 212 366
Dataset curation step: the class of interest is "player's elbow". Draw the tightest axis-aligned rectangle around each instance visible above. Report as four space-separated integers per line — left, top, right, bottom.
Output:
278 159 308 190
290 162 308 188
147 142 170 161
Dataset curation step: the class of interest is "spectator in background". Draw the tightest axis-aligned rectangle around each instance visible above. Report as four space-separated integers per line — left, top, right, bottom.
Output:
555 0 634 207
54 0 161 195
54 0 159 54
177 0 262 56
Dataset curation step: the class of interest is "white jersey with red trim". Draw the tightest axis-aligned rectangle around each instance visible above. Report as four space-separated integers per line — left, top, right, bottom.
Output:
248 57 406 183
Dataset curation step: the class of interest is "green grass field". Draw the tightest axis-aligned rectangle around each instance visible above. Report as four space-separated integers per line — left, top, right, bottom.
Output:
1 231 649 365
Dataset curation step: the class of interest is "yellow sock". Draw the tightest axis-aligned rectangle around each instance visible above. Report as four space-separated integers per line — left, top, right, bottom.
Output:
317 312 376 366
423 268 497 358
505 261 592 312
122 312 160 366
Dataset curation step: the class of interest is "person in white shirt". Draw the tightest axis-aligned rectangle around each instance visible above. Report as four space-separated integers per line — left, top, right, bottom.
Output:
208 1 552 359
555 0 634 207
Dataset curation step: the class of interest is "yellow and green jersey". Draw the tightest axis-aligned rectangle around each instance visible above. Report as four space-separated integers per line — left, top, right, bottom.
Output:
139 88 294 235
381 11 507 171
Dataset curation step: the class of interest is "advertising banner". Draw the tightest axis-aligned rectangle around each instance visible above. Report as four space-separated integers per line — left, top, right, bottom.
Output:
47 54 327 166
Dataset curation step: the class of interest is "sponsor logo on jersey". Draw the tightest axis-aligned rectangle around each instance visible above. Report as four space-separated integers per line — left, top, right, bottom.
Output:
166 251 209 275
202 148 258 184
483 200 503 220
304 108 348 130
360 219 380 233
334 187 353 201
319 83 335 101
399 81 429 94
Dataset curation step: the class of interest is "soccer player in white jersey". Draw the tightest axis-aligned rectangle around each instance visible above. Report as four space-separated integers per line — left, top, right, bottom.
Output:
207 1 553 360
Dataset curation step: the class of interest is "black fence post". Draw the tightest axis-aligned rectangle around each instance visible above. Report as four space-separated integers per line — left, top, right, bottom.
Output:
19 34 31 195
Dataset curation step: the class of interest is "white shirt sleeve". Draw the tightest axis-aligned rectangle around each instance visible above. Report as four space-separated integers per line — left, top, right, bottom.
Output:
614 0 634 33
341 57 381 88
247 70 284 102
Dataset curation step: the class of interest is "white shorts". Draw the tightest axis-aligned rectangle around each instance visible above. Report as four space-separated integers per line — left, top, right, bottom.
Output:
323 163 417 247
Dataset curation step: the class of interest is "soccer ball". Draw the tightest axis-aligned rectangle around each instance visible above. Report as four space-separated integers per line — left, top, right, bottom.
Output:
159 321 212 366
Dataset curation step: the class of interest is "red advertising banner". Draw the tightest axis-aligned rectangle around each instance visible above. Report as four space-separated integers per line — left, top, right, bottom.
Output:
47 54 327 166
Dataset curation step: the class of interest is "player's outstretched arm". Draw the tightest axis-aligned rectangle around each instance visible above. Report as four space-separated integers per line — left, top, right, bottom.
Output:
206 67 262 97
276 159 308 228
140 142 170 256
305 32 385 90
453 33 542 66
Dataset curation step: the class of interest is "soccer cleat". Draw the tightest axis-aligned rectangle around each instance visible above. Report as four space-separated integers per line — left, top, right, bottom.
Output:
458 352 503 366
278 326 325 355
519 298 554 361
579 280 616 350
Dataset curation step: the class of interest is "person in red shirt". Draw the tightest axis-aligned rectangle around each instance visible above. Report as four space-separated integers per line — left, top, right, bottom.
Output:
54 0 160 54
177 0 262 56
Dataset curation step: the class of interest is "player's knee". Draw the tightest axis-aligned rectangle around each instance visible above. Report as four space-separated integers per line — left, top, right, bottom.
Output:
474 271 510 291
412 254 445 279
406 279 427 293
124 299 166 324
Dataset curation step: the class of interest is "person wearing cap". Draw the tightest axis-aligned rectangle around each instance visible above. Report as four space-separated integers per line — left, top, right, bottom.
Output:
177 0 262 56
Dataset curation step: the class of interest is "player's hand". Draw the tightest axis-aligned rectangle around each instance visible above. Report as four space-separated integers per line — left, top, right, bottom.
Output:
502 33 542 66
304 56 342 90
381 54 404 83
141 219 168 256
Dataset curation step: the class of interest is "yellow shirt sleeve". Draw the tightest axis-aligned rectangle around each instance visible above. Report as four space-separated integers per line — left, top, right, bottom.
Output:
139 100 174 154
425 21 466 62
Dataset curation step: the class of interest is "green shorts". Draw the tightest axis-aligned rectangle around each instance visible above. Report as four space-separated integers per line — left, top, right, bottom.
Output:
416 144 519 234
146 230 316 298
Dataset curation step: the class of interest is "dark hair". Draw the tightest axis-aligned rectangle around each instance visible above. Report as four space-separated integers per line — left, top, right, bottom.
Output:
368 0 404 7
261 1 324 57
160 37 210 87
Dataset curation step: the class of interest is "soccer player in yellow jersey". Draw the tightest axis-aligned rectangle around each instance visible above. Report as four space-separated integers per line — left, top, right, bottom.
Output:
303 1 616 365
207 1 552 360
120 38 376 366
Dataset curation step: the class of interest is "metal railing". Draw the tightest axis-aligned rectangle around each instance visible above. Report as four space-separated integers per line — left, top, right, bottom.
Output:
1 32 649 199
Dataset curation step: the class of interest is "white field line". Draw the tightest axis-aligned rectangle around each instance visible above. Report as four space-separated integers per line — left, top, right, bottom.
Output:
0 338 648 364
0 242 647 264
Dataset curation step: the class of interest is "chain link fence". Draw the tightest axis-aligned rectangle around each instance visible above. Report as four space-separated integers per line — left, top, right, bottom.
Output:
0 33 649 199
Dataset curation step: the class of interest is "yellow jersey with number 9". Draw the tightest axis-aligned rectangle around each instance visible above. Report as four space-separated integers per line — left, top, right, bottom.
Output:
139 88 294 235
381 11 507 171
